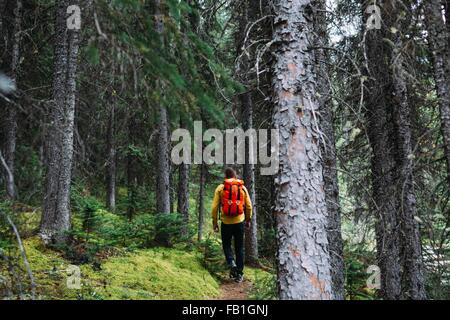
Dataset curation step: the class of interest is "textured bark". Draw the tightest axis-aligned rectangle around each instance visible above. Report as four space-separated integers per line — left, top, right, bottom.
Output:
236 0 259 266
272 0 332 300
106 88 116 211
389 4 426 300
363 8 402 300
155 0 171 216
242 92 259 266
424 0 450 184
2 0 22 199
156 103 171 215
40 0 81 244
178 119 190 236
197 161 206 242
127 115 138 220
363 0 427 299
313 0 344 300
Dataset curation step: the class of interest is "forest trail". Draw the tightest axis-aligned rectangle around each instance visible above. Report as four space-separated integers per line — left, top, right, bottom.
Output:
218 278 252 300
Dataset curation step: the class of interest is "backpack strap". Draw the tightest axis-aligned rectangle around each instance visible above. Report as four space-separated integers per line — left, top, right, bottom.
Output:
228 183 232 216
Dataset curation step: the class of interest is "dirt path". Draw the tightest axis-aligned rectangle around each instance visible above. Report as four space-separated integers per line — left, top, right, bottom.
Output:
218 277 252 300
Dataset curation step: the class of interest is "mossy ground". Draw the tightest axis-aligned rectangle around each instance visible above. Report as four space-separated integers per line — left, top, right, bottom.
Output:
20 237 220 300
2 193 274 300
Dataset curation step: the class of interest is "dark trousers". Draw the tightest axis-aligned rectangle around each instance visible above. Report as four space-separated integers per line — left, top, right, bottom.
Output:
221 222 244 274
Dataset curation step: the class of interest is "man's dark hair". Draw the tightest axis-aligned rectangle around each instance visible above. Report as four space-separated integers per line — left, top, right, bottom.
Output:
225 167 236 179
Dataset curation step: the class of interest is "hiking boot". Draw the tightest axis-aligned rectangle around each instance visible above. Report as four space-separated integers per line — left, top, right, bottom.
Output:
229 266 238 279
235 273 244 283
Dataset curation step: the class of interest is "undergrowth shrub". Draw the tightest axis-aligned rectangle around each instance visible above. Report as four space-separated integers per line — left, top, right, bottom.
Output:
0 201 34 299
344 241 377 300
200 235 227 277
248 271 277 300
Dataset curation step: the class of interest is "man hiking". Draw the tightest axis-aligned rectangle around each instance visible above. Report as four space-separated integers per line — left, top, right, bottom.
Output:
211 168 252 283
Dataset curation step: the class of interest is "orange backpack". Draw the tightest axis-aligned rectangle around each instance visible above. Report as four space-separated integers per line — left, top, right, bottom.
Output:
222 179 245 217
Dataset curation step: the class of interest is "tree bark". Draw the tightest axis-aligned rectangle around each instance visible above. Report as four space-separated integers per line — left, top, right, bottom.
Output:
2 0 22 200
127 115 138 220
197 161 206 242
424 0 450 184
156 102 171 215
236 0 259 266
178 118 190 237
272 0 332 300
363 7 402 300
313 0 345 300
155 0 171 215
363 0 427 299
389 3 426 300
106 87 116 212
242 92 259 266
40 0 81 244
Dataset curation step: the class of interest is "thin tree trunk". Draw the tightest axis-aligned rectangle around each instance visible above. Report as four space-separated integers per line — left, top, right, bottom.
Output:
364 18 402 301
272 0 332 300
314 0 344 300
390 4 426 300
236 0 259 266
127 115 137 220
178 118 190 237
156 103 171 215
106 88 116 211
242 92 259 266
424 0 450 184
169 163 175 213
40 0 81 244
197 161 206 242
155 0 170 215
3 0 22 200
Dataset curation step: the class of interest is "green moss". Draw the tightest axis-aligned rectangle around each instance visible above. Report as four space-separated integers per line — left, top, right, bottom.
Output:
20 238 219 300
85 248 220 300
23 237 78 299
245 267 277 300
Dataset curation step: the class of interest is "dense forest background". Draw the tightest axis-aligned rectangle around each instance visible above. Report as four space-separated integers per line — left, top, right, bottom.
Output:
0 0 449 300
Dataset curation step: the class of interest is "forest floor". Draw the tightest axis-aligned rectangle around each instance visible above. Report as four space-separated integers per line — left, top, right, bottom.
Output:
1 201 275 300
218 278 252 300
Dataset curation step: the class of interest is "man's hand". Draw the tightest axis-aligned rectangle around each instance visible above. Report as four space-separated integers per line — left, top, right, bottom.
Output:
245 220 251 230
214 224 219 233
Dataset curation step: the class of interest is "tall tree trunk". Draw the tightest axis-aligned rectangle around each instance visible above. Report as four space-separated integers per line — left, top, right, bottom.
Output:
272 0 332 300
242 92 259 265
40 0 81 244
390 3 426 300
363 0 427 299
424 0 450 184
2 0 22 200
106 88 116 211
314 0 344 300
106 47 117 211
155 0 170 215
127 115 137 220
197 161 206 242
169 162 175 213
236 0 259 266
363 3 402 299
178 118 190 237
154 0 171 245
156 102 171 215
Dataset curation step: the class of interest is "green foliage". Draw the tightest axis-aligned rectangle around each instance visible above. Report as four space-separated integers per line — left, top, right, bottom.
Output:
16 238 220 300
247 268 277 300
85 44 100 66
84 248 220 300
200 235 227 277
15 145 43 204
344 242 377 300
0 202 14 251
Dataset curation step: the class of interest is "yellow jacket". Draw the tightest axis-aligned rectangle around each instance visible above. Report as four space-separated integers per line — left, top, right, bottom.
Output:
211 183 252 226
